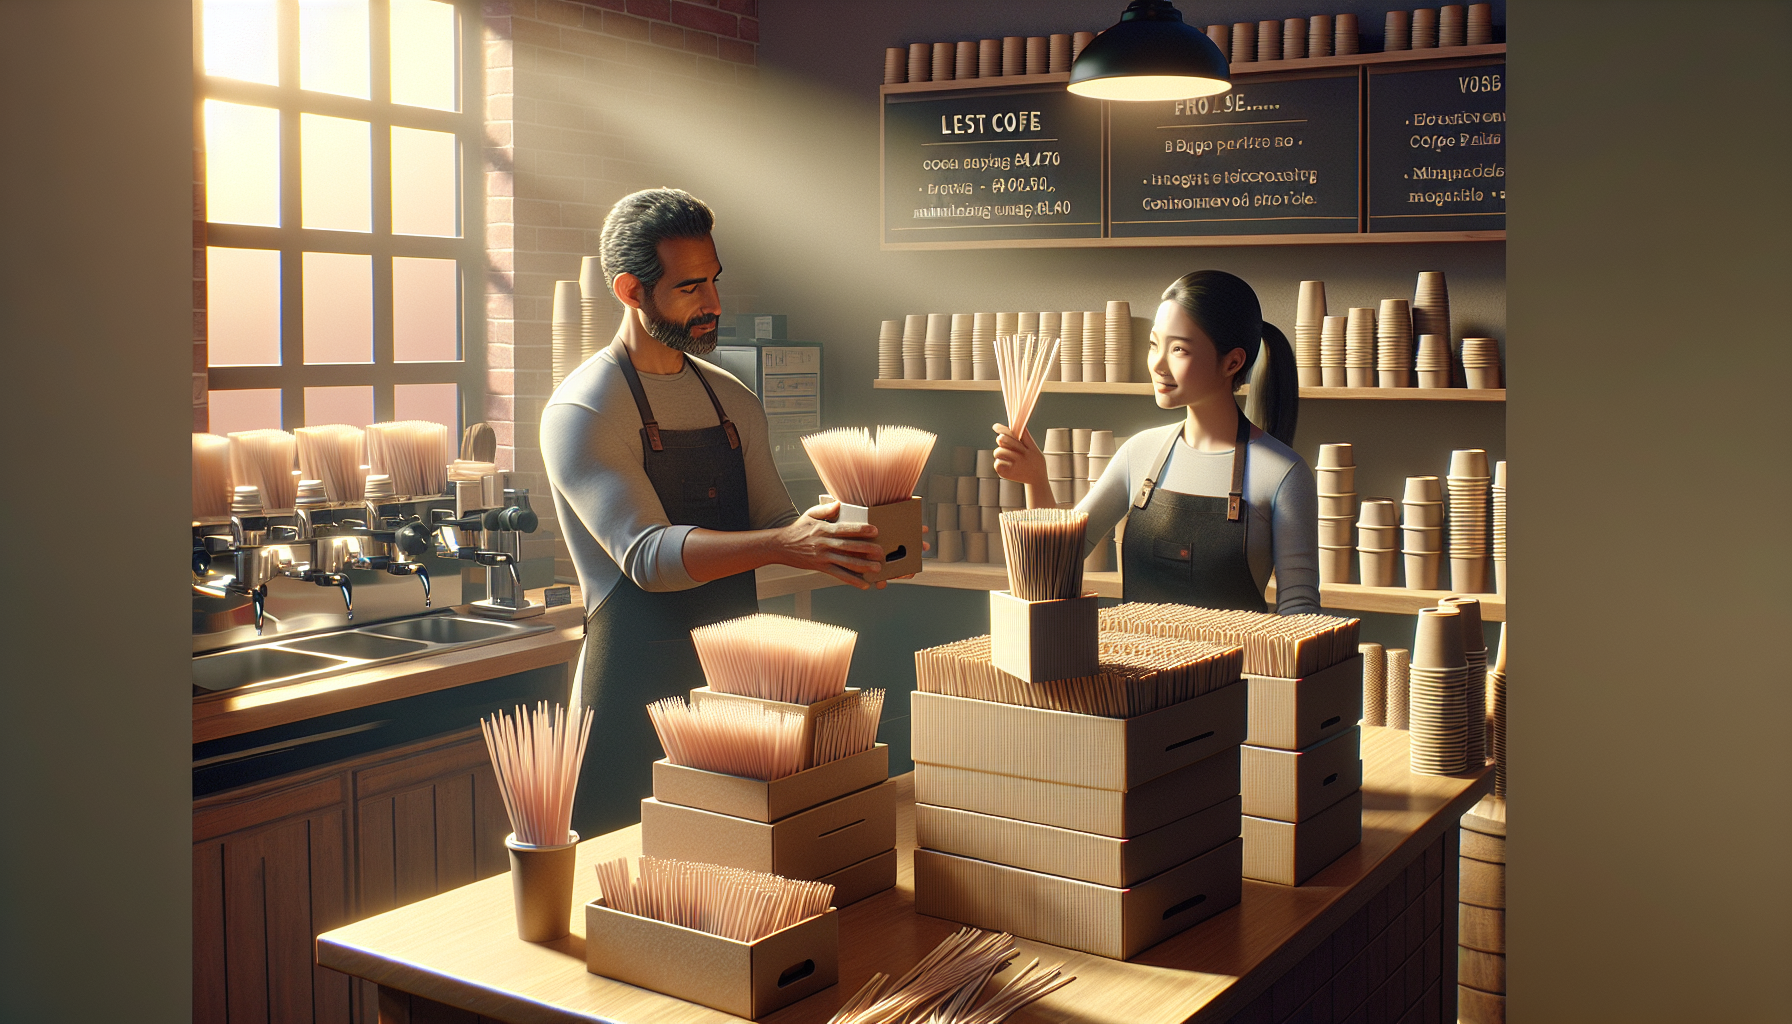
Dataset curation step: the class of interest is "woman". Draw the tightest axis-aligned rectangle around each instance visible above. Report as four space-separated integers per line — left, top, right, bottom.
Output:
993 270 1319 614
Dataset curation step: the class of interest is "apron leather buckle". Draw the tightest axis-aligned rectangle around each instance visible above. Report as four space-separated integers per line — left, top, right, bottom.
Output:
1227 493 1242 521
722 420 740 450
645 422 663 451
1134 478 1156 509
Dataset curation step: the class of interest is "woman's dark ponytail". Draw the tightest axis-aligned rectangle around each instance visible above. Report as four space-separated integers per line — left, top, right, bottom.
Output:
1162 270 1301 445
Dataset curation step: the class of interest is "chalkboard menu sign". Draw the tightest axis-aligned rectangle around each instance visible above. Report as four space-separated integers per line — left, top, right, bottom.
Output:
1107 71 1360 238
883 85 1101 244
1368 61 1506 232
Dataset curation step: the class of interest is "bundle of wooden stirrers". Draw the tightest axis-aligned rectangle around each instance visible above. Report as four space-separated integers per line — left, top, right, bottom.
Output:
593 856 834 944
691 613 857 705
802 425 937 508
994 333 1059 441
814 688 886 764
366 419 453 497
647 696 806 781
295 424 367 503
479 702 594 846
193 433 232 518
1100 603 1362 678
998 508 1088 601
828 927 1073 1024
915 634 1243 718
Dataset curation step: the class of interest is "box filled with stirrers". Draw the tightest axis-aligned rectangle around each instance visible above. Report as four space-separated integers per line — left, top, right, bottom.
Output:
1244 653 1365 751
651 743 888 824
1101 603 1362 679
641 780 897 890
1242 726 1363 823
804 425 935 584
687 686 865 772
916 632 1245 721
585 858 838 1019
988 590 1099 683
1241 789 1364 886
912 838 1244 960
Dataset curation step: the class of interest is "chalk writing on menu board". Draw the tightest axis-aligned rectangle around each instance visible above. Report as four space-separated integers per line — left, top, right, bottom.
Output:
883 86 1101 244
1368 62 1506 232
1107 72 1360 238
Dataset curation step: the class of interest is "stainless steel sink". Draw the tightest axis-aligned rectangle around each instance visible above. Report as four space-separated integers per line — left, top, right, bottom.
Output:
193 613 556 696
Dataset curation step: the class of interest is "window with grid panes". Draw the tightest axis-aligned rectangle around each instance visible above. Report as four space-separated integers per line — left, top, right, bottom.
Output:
200 0 482 440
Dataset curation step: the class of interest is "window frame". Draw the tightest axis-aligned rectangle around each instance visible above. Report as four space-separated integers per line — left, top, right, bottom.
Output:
199 0 485 431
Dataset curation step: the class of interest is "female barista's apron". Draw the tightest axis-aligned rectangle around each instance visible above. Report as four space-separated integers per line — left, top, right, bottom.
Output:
572 341 760 836
1120 411 1267 611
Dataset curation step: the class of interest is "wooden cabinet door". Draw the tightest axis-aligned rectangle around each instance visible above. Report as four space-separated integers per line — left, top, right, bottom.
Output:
193 775 354 1024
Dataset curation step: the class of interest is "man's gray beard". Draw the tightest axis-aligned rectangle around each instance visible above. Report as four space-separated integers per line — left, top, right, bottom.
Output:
642 297 718 355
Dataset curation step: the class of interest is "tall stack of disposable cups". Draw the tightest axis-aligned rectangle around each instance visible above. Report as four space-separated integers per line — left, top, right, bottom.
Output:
1082 309 1105 383
1439 3 1465 46
1467 2 1493 45
1345 307 1376 387
1043 428 1074 507
925 313 950 381
1335 13 1360 54
552 280 582 390
1256 19 1281 61
908 42 930 83
579 257 606 365
1230 21 1255 63
978 38 1000 78
955 40 977 80
1447 449 1492 593
1058 312 1083 382
1384 10 1411 50
877 320 902 379
1294 281 1326 386
884 46 906 85
1205 23 1229 55
1070 430 1093 505
1377 299 1413 388
1403 476 1445 590
1282 17 1306 59
1356 499 1398 587
965 449 998 564
927 472 955 558
1412 7 1438 48
1315 443 1356 584
1439 596 1488 768
1048 33 1072 73
1039 312 1063 380
972 313 996 380
1025 36 1047 75
1308 14 1334 57
902 314 926 380
1320 315 1347 387
931 41 953 82
1017 312 1040 342
1408 607 1470 775
1084 431 1116 571
949 313 973 381
1415 335 1451 388
1461 338 1503 389
1492 461 1507 594
1412 271 1451 384
1105 301 1131 383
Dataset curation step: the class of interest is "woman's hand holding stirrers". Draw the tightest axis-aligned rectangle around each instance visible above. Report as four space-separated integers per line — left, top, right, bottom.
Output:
992 332 1063 509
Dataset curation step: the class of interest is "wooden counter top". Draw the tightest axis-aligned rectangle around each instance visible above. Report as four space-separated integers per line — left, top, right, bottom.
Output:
317 727 1491 1024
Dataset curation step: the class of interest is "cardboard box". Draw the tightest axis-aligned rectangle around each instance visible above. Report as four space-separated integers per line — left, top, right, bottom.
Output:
689 686 861 771
916 793 1240 888
911 680 1247 792
641 780 896 881
988 590 1100 683
912 838 1244 960
1241 726 1363 823
913 746 1239 838
817 848 897 907
1245 653 1364 751
834 497 923 583
651 744 888 824
1241 788 1363 885
585 902 836 1019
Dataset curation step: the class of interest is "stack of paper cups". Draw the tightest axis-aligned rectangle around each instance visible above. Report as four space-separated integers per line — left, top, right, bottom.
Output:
1058 311 1083 382
1002 35 1024 76
925 313 950 381
1071 31 1094 60
1316 443 1355 585
1048 34 1071 73
1042 428 1073 506
1384 10 1411 50
1360 642 1386 726
1377 299 1413 388
884 47 906 85
1282 18 1307 59
978 38 1001 78
1439 4 1466 47
1462 338 1502 389
877 320 902 380
1413 271 1451 382
1294 281 1325 386
1415 335 1451 388
1386 648 1410 729
1412 7 1438 48
1402 475 1445 589
1446 449 1491 593
966 530 988 563
1206 23 1230 54
1231 21 1255 63
1467 3 1493 45
1308 14 1334 57
1439 596 1487 767
1017 311 1039 339
1356 498 1398 587
949 313 973 381
578 256 605 364
1320 315 1347 388
1025 36 1047 75
1345 307 1376 388
902 314 926 380
1408 607 1469 774
1105 301 1131 382
1335 13 1360 54
1491 460 1507 594
1039 311 1063 381
908 42 930 83
1081 310 1106 383
972 312 996 380
931 41 954 81
1256 20 1281 61
552 280 582 390
955 40 977 80
1489 622 1507 796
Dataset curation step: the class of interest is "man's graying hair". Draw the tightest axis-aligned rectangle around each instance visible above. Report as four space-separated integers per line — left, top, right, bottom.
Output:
598 188 715 299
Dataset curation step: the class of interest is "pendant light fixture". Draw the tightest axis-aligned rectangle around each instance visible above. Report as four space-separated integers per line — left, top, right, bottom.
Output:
1067 0 1231 101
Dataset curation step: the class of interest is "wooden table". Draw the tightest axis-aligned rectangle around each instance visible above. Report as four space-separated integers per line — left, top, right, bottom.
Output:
318 727 1490 1024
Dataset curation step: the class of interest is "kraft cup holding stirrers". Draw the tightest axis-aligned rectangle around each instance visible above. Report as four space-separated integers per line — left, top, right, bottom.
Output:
506 831 580 942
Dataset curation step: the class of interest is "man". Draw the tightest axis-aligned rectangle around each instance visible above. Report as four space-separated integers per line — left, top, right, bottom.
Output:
543 188 886 837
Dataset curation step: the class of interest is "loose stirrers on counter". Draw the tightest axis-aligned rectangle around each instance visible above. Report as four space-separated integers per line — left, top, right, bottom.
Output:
691 613 858 705
916 634 1243 718
479 702 594 847
1100 603 1362 678
193 433 232 517
994 332 1059 440
647 696 807 782
802 425 937 508
828 927 1073 1024
366 419 453 498
814 688 885 764
228 429 298 511
593 856 834 944
295 424 367 503
999 508 1088 601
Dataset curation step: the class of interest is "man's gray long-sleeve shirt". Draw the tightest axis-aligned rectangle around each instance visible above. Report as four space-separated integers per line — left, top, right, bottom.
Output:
542 346 800 615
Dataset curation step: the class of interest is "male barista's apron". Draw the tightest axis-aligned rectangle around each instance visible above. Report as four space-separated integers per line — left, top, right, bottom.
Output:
1120 411 1267 611
572 341 760 837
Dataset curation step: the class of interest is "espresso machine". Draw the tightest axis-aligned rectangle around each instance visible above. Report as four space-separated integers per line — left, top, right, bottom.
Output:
437 473 544 619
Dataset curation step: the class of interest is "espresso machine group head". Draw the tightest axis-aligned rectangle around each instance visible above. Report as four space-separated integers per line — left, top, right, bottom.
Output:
437 474 543 620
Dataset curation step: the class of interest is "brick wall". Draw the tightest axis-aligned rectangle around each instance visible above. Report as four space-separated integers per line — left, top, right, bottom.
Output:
194 148 208 432
482 0 760 580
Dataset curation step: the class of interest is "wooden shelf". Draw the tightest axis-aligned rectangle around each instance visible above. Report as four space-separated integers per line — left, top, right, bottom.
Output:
1269 579 1506 621
873 379 1506 402
880 230 1504 251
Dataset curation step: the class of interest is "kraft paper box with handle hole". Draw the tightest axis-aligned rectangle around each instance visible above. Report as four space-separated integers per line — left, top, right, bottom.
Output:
1241 725 1364 822
1245 653 1364 751
988 590 1100 683
651 743 888 823
912 838 1243 960
816 848 898 907
1241 788 1363 885
641 779 896 881
689 686 861 771
830 495 923 583
585 901 836 1020
910 681 1246 792
916 792 1240 888
913 745 1239 838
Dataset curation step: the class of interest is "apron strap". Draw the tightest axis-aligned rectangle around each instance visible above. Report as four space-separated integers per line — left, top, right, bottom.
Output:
610 339 664 452
1133 427 1182 510
685 358 741 450
1132 411 1251 521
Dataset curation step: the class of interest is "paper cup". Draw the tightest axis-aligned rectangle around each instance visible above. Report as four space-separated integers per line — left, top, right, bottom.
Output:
1315 465 1356 493
506 832 580 942
1086 455 1110 481
980 506 1002 533
1045 452 1072 478
1402 500 1444 527
965 531 988 563
1466 366 1502 389
1417 370 1450 389
1326 366 1350 387
1282 17 1307 59
1384 9 1410 50
1231 21 1256 63
1451 556 1490 594
998 478 1025 506
935 503 959 531
1318 515 1355 546
1317 493 1358 518
1357 527 1397 553
1403 525 1443 552
978 477 1000 506
1318 544 1353 585
1346 367 1374 388
1357 498 1398 527
1335 13 1360 54
1071 428 1092 453
1299 366 1323 387
1297 280 1327 325
1048 479 1073 505
1318 442 1355 468
1413 607 1466 669
1043 428 1070 453
1449 449 1491 479
1358 548 1396 588
1404 476 1444 503
1404 552 1441 590
1256 19 1281 61
1378 369 1411 388
1495 558 1507 595
975 449 996 478
936 530 963 562
1308 14 1334 57
1088 430 1116 457
955 476 978 505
